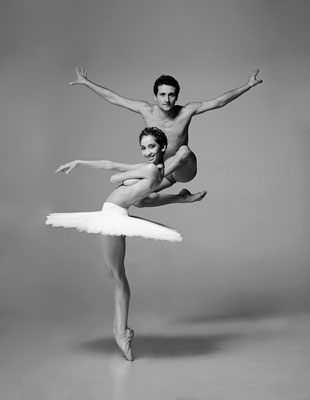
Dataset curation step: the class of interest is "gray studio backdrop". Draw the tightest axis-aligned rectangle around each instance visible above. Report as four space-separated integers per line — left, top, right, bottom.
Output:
1 0 309 325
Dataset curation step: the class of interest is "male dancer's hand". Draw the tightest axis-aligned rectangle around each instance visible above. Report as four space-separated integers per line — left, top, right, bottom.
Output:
69 66 87 86
247 69 263 87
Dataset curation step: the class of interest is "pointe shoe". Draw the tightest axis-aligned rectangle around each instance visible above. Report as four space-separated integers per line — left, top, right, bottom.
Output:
113 328 134 361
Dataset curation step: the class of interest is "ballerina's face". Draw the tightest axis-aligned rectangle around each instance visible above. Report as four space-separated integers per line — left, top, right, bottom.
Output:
140 135 166 164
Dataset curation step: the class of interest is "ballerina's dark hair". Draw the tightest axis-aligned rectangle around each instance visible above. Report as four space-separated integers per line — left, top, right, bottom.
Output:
139 127 168 149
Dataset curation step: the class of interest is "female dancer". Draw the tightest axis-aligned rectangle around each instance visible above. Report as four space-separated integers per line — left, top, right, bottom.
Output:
46 127 206 361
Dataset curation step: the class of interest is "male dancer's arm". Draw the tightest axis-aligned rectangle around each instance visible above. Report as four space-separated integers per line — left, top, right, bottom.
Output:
70 66 149 114
185 69 263 115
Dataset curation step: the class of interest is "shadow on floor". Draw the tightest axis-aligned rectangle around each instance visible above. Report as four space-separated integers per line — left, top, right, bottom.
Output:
78 332 251 359
176 309 296 327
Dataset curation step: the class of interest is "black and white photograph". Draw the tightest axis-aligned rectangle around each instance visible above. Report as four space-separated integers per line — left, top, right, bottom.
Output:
1 0 309 399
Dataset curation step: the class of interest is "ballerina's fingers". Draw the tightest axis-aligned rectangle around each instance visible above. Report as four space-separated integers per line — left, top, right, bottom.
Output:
55 163 74 174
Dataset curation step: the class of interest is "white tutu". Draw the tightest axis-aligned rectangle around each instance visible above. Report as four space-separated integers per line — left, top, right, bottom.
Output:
45 202 182 242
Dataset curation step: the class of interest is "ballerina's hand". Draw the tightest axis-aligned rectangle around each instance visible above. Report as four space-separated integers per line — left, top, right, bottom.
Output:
247 69 263 87
55 160 80 174
69 66 87 86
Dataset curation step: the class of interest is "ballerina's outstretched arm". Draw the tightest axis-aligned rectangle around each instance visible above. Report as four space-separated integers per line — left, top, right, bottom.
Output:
55 159 145 175
55 159 161 189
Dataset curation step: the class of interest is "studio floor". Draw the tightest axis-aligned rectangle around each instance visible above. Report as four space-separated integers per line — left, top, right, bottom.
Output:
0 312 309 400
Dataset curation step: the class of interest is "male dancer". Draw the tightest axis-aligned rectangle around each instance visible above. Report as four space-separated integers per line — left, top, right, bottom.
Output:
70 67 262 205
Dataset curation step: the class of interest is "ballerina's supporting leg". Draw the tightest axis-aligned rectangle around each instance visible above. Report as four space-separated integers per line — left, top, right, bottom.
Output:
101 235 134 361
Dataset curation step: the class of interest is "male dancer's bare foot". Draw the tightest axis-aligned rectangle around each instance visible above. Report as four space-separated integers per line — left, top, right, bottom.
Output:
113 328 134 361
178 189 207 203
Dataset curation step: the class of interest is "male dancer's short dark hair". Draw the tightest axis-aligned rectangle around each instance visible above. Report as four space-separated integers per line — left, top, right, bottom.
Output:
153 75 180 97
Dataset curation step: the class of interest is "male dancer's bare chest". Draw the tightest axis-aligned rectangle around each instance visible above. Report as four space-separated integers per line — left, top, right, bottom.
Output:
143 114 189 143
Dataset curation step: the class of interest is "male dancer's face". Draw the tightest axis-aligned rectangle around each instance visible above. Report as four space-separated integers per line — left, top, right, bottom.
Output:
155 84 177 112
140 135 165 164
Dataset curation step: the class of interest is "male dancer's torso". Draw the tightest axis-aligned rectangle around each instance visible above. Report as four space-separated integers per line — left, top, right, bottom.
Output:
140 105 193 160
